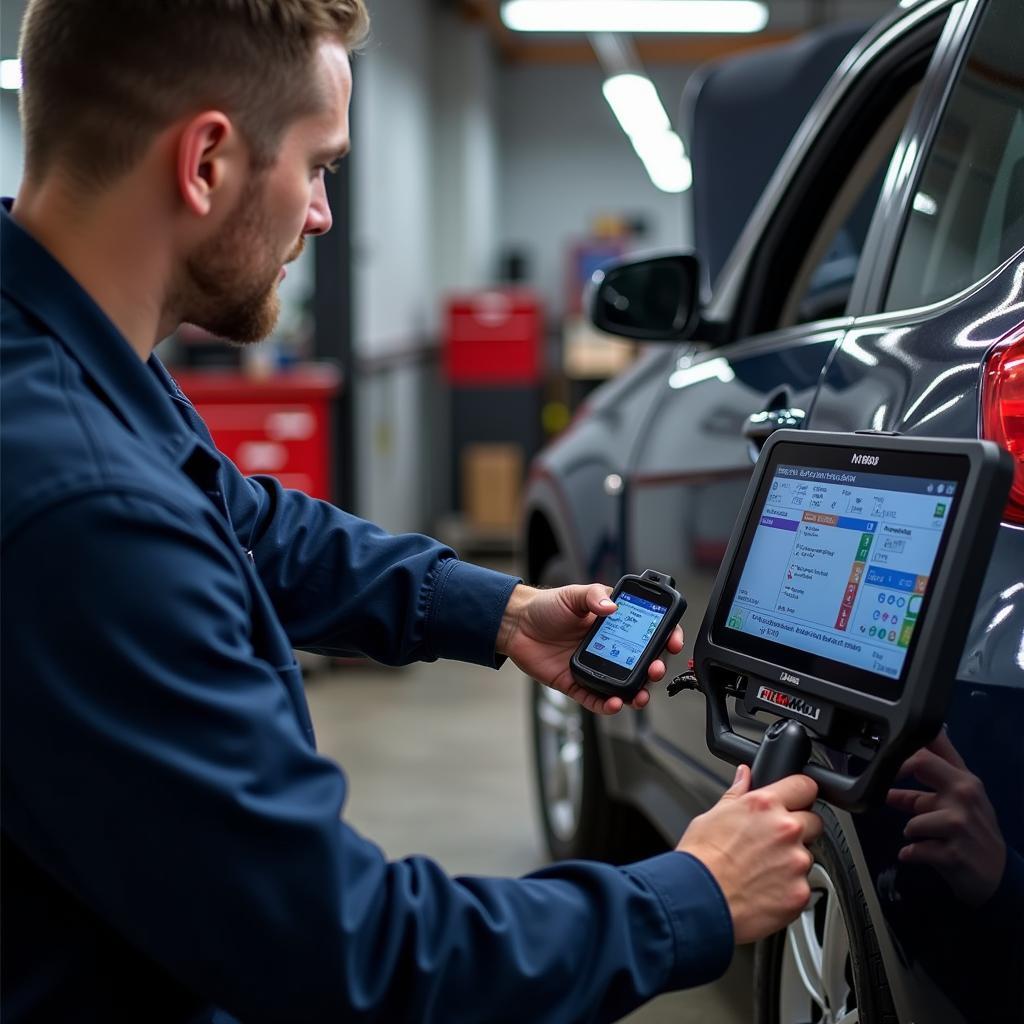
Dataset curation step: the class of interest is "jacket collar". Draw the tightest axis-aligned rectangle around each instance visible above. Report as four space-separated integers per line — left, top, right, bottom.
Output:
1 198 201 467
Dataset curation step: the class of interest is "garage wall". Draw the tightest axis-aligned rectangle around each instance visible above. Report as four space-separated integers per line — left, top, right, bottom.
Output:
497 62 697 319
432 9 500 299
350 2 497 534
1 93 23 196
350 0 431 534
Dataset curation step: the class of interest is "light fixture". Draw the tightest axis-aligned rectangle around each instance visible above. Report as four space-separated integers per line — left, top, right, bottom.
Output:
502 1 769 34
602 72 692 193
1 59 22 91
632 130 693 193
602 74 670 136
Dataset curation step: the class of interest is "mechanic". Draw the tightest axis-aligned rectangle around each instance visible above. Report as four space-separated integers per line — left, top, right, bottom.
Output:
0 2 822 1021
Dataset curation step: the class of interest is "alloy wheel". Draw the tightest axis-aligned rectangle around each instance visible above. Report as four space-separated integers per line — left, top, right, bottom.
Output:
778 863 859 1024
534 686 585 843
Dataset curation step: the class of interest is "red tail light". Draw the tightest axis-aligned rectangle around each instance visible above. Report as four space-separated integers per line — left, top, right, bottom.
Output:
981 328 1024 524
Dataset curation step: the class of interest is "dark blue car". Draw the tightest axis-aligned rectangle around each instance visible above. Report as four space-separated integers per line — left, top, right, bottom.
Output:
523 1 1023 1020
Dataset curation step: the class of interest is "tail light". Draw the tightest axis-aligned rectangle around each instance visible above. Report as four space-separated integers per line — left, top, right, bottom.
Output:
981 328 1024 523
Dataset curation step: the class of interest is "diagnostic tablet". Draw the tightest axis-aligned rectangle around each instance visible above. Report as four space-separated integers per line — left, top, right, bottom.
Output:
692 430 1012 810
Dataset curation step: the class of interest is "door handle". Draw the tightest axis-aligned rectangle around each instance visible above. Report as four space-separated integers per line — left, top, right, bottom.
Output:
742 407 806 451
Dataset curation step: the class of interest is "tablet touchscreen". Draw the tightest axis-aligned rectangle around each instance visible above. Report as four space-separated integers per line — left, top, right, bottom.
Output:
713 442 970 698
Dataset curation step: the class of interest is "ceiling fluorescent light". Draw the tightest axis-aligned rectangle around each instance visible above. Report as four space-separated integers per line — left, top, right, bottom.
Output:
602 73 691 193
634 131 693 193
602 74 670 138
1 59 22 91
502 1 769 34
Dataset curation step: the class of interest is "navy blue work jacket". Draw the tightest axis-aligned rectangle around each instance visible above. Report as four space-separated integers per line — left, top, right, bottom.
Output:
0 201 732 1023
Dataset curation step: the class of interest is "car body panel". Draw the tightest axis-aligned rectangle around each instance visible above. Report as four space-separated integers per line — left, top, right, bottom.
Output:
524 0 1023 1018
809 253 1024 1024
627 325 846 783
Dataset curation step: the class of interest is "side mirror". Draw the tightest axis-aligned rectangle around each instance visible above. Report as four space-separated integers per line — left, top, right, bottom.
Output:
588 253 702 343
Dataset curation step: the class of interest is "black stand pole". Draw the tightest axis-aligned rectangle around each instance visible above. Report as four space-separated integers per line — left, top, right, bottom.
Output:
750 719 811 789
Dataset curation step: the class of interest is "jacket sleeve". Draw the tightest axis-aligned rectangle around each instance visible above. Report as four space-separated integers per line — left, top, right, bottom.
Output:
1 492 733 1024
219 454 519 666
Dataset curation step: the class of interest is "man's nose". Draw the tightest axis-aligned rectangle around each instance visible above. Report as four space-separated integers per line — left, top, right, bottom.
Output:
304 178 333 236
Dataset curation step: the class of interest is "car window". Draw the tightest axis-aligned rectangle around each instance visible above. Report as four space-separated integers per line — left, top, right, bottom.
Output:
732 10 945 340
885 0 1024 312
779 87 917 327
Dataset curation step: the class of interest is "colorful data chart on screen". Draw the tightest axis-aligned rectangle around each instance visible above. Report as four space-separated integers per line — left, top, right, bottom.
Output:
726 465 957 679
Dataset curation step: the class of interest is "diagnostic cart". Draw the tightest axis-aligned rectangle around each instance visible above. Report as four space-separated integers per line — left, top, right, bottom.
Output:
680 430 1013 812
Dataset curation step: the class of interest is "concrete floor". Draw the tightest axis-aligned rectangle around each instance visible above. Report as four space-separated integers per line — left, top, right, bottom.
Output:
304 632 754 1023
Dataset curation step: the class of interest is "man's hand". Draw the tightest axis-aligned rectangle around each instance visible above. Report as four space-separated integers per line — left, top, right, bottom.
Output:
497 583 683 715
678 766 822 945
886 730 1006 907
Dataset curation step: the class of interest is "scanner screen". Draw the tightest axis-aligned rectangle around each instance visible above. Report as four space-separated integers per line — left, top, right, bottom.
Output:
724 464 958 680
586 592 668 670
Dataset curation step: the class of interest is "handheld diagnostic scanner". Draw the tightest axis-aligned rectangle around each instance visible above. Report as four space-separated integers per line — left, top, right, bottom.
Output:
571 570 686 702
688 430 1013 811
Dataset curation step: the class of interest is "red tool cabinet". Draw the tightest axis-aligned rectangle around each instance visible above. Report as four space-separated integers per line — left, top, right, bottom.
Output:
444 289 543 386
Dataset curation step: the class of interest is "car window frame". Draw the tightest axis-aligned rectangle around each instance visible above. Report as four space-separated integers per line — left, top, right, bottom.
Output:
847 0 989 317
703 0 960 342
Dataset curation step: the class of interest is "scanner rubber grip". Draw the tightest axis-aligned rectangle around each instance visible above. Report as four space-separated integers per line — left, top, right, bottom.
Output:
750 719 811 789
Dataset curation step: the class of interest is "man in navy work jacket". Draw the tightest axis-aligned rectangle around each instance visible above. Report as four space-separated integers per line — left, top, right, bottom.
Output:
0 2 822 1021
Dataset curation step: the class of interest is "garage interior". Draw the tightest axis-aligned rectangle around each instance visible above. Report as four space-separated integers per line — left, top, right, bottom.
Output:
0 1 924 1021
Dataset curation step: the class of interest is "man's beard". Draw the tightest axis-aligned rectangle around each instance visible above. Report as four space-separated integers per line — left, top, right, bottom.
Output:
177 178 304 345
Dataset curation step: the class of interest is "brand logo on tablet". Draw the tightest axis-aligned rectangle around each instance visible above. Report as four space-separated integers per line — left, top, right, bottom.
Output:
757 685 821 722
851 453 880 466
780 671 801 686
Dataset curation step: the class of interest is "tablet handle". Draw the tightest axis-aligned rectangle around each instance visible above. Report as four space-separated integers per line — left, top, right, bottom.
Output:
750 719 811 788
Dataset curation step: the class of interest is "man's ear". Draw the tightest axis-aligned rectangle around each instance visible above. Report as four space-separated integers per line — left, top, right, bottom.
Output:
176 111 240 217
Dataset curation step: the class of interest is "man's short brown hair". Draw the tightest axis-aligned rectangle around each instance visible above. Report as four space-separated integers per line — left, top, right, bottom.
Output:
18 0 370 190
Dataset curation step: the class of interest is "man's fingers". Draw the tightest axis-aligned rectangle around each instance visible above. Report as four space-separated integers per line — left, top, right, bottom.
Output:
762 774 819 811
584 584 616 617
722 763 751 797
564 681 608 715
630 687 651 709
797 810 823 844
666 625 684 655
646 659 666 682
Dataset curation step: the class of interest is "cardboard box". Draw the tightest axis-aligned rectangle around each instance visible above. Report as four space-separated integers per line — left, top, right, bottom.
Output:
462 443 524 532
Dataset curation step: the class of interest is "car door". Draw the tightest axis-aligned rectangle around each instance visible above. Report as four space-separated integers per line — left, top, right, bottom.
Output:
807 1 1024 1018
626 1 959 802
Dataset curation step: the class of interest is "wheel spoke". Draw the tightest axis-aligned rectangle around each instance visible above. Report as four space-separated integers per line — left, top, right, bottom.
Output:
820 888 852 1017
536 700 568 729
535 685 584 843
787 905 827 1011
835 1009 860 1024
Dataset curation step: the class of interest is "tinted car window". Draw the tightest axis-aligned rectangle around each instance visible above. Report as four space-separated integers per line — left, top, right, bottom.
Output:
885 0 1024 312
781 99 908 327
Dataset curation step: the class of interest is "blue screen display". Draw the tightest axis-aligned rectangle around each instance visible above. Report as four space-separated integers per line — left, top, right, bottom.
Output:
725 464 957 679
585 592 668 670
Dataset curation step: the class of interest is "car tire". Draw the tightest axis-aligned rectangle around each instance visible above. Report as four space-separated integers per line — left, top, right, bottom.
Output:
528 556 664 864
755 804 897 1024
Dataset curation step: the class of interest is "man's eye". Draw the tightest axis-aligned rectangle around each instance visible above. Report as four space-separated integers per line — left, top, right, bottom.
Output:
319 161 341 177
